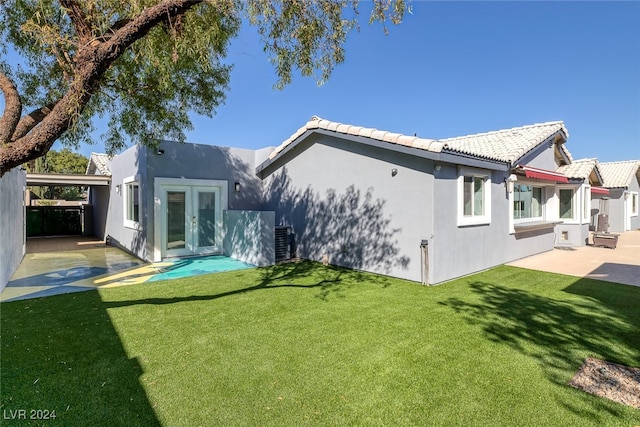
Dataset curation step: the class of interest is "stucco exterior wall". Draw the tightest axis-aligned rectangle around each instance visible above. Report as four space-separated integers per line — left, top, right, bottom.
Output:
431 164 555 284
146 142 265 211
592 189 627 233
104 145 147 258
106 142 267 262
517 141 561 170
262 133 434 283
0 167 26 291
555 223 590 247
223 210 275 266
143 142 265 260
89 186 109 240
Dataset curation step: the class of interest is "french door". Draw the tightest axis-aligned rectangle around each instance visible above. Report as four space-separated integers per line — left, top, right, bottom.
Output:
164 185 221 257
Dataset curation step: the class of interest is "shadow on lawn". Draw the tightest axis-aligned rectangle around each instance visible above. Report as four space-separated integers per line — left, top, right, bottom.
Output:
102 261 393 308
0 291 160 426
440 278 640 420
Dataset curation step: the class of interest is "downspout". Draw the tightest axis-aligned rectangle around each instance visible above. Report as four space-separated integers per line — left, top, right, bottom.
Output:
420 239 429 286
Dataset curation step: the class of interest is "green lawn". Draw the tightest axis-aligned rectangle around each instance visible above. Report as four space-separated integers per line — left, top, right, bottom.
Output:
2 262 639 426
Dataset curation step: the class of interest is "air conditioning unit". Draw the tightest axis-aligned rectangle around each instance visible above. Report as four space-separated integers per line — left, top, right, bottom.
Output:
275 226 294 262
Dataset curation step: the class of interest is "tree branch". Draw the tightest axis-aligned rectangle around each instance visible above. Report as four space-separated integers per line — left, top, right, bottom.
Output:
98 0 205 62
0 71 22 145
1 0 208 175
59 0 95 44
11 102 59 142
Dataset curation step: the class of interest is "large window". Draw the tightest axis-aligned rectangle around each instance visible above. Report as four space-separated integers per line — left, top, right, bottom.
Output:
123 176 140 229
458 168 491 226
631 192 638 216
513 184 543 221
559 188 574 220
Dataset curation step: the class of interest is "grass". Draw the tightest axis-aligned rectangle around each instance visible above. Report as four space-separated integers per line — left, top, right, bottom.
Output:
1 262 640 426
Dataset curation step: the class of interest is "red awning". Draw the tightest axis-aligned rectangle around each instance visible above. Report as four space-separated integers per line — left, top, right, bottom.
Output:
516 165 569 183
591 187 610 195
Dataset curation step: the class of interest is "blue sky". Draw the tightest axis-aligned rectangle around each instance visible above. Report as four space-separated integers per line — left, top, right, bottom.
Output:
15 2 640 162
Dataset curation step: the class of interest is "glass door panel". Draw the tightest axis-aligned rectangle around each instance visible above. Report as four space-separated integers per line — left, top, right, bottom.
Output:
167 191 186 250
197 191 216 249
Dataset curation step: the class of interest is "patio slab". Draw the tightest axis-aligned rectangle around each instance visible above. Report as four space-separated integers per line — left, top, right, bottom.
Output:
1 237 255 302
507 230 640 287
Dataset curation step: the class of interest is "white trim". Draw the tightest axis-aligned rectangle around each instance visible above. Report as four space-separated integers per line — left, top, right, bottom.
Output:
582 185 591 224
457 166 491 227
512 183 544 224
123 175 141 230
153 178 228 262
556 185 579 224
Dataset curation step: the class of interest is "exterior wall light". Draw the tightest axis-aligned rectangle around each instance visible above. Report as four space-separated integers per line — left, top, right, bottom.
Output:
157 149 165 155
235 182 241 193
115 184 121 194
391 168 398 177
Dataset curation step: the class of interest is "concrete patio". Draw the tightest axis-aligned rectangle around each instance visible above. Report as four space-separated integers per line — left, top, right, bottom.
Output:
1 236 255 302
508 230 640 287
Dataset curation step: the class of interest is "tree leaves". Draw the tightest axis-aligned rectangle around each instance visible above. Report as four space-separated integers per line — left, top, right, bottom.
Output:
0 0 407 172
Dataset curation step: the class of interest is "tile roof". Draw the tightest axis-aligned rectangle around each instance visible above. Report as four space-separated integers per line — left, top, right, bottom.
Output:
268 116 444 160
439 121 569 163
597 160 640 188
86 153 111 176
268 116 568 165
556 158 601 181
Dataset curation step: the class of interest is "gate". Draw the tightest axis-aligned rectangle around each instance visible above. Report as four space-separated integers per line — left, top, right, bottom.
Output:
26 206 90 237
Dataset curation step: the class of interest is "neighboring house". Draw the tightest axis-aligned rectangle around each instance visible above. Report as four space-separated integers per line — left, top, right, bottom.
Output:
257 116 606 284
592 161 640 232
87 116 615 285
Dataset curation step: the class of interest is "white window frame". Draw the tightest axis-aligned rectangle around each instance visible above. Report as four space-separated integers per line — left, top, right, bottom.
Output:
513 183 544 224
630 191 638 216
582 185 591 224
457 167 491 227
123 175 141 230
557 186 578 223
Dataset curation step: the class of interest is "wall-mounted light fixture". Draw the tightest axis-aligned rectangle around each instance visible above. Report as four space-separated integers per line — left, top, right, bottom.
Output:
234 182 241 193
391 168 398 177
434 165 442 172
157 149 165 155
115 184 121 194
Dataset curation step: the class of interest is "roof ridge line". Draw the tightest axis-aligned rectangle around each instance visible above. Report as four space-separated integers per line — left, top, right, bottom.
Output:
439 121 565 141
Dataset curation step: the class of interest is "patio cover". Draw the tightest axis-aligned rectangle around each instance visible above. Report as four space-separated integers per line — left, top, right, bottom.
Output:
591 187 610 195
516 165 569 183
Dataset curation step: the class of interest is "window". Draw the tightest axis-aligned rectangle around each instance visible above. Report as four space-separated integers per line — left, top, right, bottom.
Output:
559 188 574 220
458 168 491 226
123 176 140 229
463 176 485 216
631 192 638 216
513 184 543 221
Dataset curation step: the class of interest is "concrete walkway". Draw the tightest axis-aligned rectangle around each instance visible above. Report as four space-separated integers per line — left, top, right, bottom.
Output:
508 230 640 287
